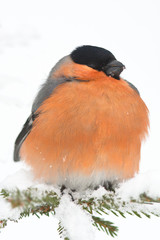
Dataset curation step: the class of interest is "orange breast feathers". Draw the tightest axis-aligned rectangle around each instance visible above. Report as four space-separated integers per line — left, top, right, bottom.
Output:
20 74 149 185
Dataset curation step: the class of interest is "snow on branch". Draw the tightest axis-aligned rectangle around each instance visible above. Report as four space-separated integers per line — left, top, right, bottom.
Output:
0 187 160 239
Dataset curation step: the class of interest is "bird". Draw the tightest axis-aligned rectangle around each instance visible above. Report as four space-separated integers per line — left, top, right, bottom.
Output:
14 45 149 191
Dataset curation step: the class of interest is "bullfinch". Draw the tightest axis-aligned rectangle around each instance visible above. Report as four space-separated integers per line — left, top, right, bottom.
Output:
14 45 149 191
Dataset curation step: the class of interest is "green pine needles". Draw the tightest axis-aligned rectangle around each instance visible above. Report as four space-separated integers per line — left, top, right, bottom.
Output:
0 187 160 239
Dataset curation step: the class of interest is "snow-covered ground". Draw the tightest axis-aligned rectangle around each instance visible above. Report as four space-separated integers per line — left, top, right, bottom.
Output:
0 0 160 239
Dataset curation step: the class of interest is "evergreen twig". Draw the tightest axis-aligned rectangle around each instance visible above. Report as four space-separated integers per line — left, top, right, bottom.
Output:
0 188 160 239
92 216 118 237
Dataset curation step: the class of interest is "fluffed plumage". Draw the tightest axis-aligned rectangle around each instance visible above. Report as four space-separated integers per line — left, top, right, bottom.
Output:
14 45 149 190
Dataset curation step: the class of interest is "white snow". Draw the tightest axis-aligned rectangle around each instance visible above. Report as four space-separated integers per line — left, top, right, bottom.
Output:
0 168 34 190
0 197 21 220
56 195 95 240
0 0 160 239
117 171 160 200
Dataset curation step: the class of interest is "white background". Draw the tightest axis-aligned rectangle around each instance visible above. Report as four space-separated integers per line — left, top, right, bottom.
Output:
0 0 160 239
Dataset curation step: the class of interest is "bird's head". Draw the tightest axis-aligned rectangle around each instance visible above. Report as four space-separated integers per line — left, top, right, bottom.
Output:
71 45 125 80
51 45 125 81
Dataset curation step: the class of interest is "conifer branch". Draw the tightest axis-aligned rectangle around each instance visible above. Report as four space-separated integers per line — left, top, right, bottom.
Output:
0 220 7 228
92 216 118 237
0 188 160 239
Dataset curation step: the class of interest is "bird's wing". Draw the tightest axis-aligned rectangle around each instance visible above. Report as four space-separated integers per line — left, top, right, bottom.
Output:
14 113 34 161
124 80 140 95
13 77 70 162
32 77 70 112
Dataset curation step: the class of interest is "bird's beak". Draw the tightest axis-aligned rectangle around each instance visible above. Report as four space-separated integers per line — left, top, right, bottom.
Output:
103 60 125 80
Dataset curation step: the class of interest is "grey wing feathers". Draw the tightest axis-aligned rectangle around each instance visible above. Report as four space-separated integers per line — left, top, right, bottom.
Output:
124 80 140 95
13 114 34 161
14 77 70 162
32 78 68 113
